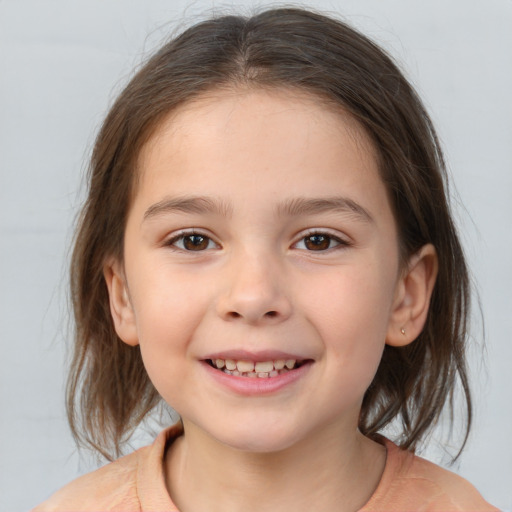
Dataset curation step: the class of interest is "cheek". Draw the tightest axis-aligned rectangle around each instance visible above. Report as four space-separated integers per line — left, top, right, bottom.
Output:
129 261 208 336
306 261 395 327
126 266 211 387
301 260 396 366
132 282 208 409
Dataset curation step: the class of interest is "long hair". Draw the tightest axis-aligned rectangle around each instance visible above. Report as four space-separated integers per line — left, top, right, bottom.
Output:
68 7 471 460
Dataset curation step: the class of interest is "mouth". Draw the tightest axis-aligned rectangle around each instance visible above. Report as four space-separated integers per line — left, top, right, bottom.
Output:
206 358 308 378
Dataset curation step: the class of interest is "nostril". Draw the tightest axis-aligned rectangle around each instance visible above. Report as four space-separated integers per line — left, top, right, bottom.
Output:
265 311 278 318
228 311 242 318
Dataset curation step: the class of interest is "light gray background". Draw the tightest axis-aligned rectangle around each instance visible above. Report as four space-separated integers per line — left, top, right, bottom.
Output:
1 0 511 510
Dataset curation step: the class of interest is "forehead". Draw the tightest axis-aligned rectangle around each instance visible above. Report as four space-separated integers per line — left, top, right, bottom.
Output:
140 87 376 158
133 87 387 217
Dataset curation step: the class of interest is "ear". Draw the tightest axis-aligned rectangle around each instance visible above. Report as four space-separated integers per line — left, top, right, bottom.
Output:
386 244 438 347
103 260 139 346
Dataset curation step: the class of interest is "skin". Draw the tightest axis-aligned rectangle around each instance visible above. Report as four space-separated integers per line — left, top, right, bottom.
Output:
105 88 438 512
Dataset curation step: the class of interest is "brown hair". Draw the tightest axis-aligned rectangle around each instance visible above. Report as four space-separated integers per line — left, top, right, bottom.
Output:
68 7 472 460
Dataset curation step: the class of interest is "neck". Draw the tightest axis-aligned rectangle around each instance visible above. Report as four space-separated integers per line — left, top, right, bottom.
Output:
165 420 386 512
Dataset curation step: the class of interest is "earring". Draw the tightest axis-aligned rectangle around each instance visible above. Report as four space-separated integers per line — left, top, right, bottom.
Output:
400 328 406 335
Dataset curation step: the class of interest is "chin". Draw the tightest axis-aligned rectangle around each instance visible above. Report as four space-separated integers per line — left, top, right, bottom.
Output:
213 423 305 454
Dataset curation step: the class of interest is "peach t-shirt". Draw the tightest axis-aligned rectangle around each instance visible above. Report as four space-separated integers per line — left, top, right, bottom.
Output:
33 426 498 511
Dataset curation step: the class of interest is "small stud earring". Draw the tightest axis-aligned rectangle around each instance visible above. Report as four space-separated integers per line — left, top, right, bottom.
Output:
400 328 406 335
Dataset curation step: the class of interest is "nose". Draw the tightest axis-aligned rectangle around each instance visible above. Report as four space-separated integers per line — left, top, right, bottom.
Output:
216 251 292 325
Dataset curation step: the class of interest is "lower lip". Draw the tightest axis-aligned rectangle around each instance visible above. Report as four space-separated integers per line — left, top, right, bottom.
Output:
201 361 312 396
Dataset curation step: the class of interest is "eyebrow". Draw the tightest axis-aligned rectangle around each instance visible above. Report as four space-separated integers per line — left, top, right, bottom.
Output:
143 196 233 221
143 195 373 223
276 197 374 223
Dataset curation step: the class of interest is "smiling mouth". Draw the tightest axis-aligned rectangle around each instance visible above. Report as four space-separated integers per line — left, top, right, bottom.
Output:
206 358 307 378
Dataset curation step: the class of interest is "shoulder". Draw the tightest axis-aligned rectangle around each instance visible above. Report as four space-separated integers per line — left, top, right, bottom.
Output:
32 425 182 512
31 447 147 511
363 438 500 512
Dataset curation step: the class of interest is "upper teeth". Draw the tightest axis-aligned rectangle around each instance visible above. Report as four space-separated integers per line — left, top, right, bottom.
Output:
214 358 297 372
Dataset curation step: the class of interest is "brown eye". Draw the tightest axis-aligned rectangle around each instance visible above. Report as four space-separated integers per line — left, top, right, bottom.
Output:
294 233 345 251
304 234 331 251
169 233 216 251
183 234 209 251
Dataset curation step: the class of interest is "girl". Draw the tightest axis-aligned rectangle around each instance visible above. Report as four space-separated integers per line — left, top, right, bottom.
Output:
33 7 498 511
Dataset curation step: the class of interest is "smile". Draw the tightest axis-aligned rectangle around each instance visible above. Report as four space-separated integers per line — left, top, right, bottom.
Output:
207 358 303 378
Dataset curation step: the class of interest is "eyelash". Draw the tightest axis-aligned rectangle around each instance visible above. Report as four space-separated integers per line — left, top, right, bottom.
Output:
293 231 349 252
165 230 350 252
165 230 219 252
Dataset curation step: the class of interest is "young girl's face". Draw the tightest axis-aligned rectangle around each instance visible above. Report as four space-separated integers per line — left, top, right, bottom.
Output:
108 88 407 453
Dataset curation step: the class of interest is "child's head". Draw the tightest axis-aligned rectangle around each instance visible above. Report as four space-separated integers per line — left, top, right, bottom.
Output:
68 7 471 459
